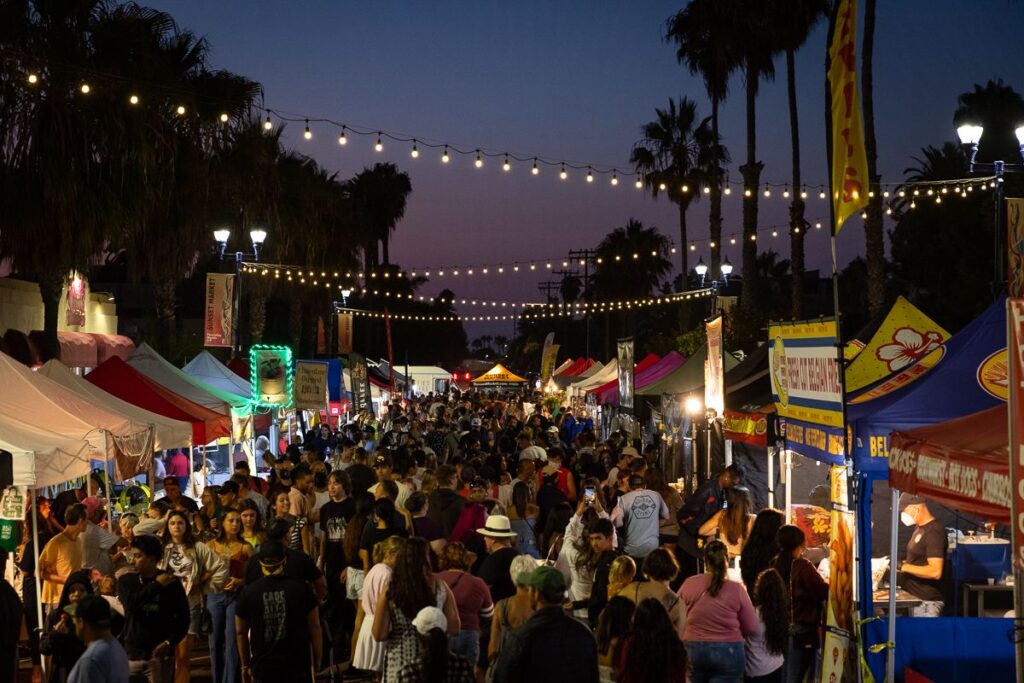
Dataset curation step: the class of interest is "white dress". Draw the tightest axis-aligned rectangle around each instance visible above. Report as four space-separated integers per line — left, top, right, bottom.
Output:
353 563 392 671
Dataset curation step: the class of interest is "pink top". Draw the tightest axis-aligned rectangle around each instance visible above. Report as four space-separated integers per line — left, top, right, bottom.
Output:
361 562 393 615
677 574 758 643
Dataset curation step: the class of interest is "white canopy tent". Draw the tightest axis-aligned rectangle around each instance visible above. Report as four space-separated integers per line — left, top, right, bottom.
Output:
183 351 252 399
39 360 192 450
128 343 247 415
568 359 618 398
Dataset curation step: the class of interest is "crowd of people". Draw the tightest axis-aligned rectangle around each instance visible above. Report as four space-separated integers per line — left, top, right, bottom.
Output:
3 391 839 683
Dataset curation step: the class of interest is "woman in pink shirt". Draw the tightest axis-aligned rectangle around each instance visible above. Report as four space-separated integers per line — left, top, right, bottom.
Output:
677 540 758 682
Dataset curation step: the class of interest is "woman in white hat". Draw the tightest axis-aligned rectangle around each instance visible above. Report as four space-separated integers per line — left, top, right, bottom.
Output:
393 606 475 682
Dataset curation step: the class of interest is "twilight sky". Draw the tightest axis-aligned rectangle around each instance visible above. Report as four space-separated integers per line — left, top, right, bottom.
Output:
156 0 1024 339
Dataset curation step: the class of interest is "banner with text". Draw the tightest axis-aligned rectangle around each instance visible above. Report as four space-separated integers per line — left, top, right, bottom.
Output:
294 361 329 410
349 353 373 416
337 312 354 355
540 333 558 382
1010 299 1024 567
769 319 844 428
204 273 235 348
705 316 725 417
617 337 635 414
821 465 856 683
1009 199 1024 297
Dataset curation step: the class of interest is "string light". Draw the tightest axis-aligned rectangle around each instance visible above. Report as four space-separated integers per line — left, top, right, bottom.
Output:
611 170 618 186
338 128 347 145
410 140 419 158
586 167 594 183
220 112 229 123
532 158 539 175
475 150 483 168
635 179 642 189
442 146 450 163
263 114 273 130
303 120 312 140
503 155 511 172
375 134 383 152
80 83 91 94
129 94 139 105
560 165 567 180
176 105 186 115
27 73 38 84
682 184 689 193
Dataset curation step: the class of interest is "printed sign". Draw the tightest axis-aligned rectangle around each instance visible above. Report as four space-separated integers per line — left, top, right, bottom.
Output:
821 490 856 683
337 313 354 355
705 316 724 416
769 320 844 428
617 337 635 414
249 345 293 408
349 352 373 416
0 486 26 521
294 361 329 410
204 273 235 348
1010 300 1024 568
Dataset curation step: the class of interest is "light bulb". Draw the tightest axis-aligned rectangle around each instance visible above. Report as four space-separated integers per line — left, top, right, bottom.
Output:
503 156 511 172
176 105 186 115
689 242 696 251
442 146 450 163
659 182 667 191
724 186 732 195
264 115 273 130
819 191 826 199
80 83 91 94
703 186 711 194
682 184 689 193
303 120 312 140
750 234 757 241
771 230 778 237
586 168 594 183
375 135 383 152
611 172 618 186
475 151 483 168
27 73 38 84
532 159 539 175
883 191 890 198
220 112 229 123
411 141 419 158
744 189 752 197
783 188 790 198
800 190 808 199
635 179 642 189
815 222 822 229
763 189 771 198
560 165 567 180
129 94 139 105
337 127 347 145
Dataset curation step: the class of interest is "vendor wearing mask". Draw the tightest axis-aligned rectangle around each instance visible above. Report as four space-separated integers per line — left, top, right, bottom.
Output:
898 493 947 617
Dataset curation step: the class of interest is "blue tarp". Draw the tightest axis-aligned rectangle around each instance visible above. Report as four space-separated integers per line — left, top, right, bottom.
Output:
328 359 342 402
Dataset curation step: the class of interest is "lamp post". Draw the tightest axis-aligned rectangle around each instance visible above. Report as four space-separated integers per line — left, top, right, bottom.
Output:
955 122 1024 289
213 228 267 355
695 256 733 315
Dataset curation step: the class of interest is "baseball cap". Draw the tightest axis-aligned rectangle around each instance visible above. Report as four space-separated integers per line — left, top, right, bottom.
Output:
519 446 547 463
374 453 393 469
65 594 112 626
411 606 447 634
898 493 927 511
470 417 482 428
517 565 566 599
546 425 559 434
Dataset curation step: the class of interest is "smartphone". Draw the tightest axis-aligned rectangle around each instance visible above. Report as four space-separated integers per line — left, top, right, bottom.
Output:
584 486 596 505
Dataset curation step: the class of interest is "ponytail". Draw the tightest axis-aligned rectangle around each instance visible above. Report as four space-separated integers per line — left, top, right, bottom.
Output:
704 540 729 597
422 628 449 680
774 524 807 582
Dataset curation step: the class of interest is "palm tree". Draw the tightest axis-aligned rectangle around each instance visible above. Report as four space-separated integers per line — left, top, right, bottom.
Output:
861 0 886 316
775 0 828 318
630 97 724 285
348 163 412 269
590 219 673 299
666 0 740 275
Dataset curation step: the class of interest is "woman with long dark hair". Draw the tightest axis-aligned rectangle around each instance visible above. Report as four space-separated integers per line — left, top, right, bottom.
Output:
772 525 828 683
595 596 634 683
361 498 407 572
740 509 785 594
394 606 475 682
160 510 226 683
744 568 789 683
678 540 758 682
506 481 540 559
615 598 687 683
700 486 756 558
372 537 461 682
237 498 264 549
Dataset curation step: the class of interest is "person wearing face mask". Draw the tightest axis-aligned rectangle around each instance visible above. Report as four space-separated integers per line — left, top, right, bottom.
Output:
897 493 947 617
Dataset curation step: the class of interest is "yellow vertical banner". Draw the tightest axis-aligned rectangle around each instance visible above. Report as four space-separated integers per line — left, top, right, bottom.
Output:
828 0 869 233
822 465 857 683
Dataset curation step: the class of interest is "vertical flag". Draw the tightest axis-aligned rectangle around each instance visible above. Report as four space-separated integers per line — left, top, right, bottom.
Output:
1008 198 1024 297
828 0 870 233
349 352 373 416
384 309 395 395
617 337 635 415
337 312 354 355
705 316 725 417
204 273 235 348
1009 298 1024 674
540 333 557 382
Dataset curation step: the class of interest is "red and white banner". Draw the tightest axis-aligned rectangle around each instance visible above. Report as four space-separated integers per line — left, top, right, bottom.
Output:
705 316 724 417
204 273 235 348
1010 299 1024 566
337 312 353 355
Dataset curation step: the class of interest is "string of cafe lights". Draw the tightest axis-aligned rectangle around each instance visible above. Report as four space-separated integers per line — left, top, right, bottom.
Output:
10 66 999 205
341 288 713 323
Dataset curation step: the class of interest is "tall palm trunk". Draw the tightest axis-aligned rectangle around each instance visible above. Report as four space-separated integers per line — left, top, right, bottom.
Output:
709 97 723 276
381 234 390 266
862 0 884 315
678 201 689 289
248 277 270 344
38 273 65 362
787 48 808 318
154 277 177 357
740 64 762 311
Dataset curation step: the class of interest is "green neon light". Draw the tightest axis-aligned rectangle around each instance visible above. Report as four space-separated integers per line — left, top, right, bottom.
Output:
249 345 294 409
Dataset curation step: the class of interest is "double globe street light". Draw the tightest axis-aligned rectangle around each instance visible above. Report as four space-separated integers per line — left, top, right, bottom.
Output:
213 228 267 353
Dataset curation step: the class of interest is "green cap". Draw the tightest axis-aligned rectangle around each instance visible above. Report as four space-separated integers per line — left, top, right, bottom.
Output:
516 565 566 598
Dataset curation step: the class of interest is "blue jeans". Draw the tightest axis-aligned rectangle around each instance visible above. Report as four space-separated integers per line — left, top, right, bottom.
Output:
449 629 479 668
780 638 818 683
207 592 239 683
684 641 745 683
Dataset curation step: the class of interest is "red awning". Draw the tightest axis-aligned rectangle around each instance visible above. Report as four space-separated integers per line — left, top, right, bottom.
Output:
226 356 250 381
889 405 1009 523
89 333 135 364
587 353 662 395
86 356 230 445
3 329 40 367
29 330 98 368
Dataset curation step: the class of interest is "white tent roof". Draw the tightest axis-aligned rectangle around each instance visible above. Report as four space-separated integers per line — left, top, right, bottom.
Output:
568 359 618 397
39 360 192 450
551 358 574 376
128 343 241 414
0 351 153 459
0 418 97 488
183 351 252 399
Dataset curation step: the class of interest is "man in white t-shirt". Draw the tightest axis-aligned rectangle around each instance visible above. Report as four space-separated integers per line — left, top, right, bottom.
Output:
610 474 669 562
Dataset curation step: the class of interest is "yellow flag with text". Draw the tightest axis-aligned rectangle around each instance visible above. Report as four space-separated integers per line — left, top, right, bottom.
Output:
828 0 869 233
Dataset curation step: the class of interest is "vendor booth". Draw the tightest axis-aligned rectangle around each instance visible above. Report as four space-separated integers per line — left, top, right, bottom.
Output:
568 359 617 398
470 363 528 389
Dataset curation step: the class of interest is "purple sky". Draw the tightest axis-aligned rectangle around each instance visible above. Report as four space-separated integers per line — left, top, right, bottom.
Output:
156 0 1024 340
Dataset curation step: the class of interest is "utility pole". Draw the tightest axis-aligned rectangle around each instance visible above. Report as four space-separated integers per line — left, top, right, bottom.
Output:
536 281 560 304
552 267 578 358
567 249 597 359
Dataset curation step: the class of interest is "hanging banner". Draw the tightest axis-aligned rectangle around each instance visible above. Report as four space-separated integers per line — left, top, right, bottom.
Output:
540 333 558 382
337 312 354 355
827 0 869 233
0 485 27 521
294 360 329 410
769 319 844 428
384 310 395 395
1010 299 1024 568
723 409 769 447
204 273 235 348
316 317 327 356
821 465 856 683
705 316 725 417
65 272 87 327
350 352 373 416
249 345 293 408
1009 199 1024 297
617 337 635 414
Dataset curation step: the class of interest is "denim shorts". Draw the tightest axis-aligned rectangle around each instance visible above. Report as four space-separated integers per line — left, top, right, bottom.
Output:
188 601 205 637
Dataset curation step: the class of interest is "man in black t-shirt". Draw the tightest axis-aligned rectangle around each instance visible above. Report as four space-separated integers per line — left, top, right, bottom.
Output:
246 518 327 602
236 540 322 683
475 515 520 602
897 493 947 617
318 471 356 660
345 449 378 497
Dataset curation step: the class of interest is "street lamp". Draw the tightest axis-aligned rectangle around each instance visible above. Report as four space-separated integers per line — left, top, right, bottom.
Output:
956 120 1024 288
213 227 267 354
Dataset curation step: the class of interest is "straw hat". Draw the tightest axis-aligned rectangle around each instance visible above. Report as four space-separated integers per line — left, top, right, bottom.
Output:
476 514 518 538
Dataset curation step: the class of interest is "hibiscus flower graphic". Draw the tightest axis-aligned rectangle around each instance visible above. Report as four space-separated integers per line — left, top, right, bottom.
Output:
875 327 944 372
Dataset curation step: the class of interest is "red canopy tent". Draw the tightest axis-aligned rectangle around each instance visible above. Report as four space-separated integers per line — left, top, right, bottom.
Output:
86 357 231 445
226 356 250 381
556 357 593 377
888 404 1009 523
587 353 661 398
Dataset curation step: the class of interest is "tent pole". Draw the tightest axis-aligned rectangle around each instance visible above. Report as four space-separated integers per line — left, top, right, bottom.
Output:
784 450 793 524
767 444 775 510
188 448 196 499
887 487 899 683
31 490 46 679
